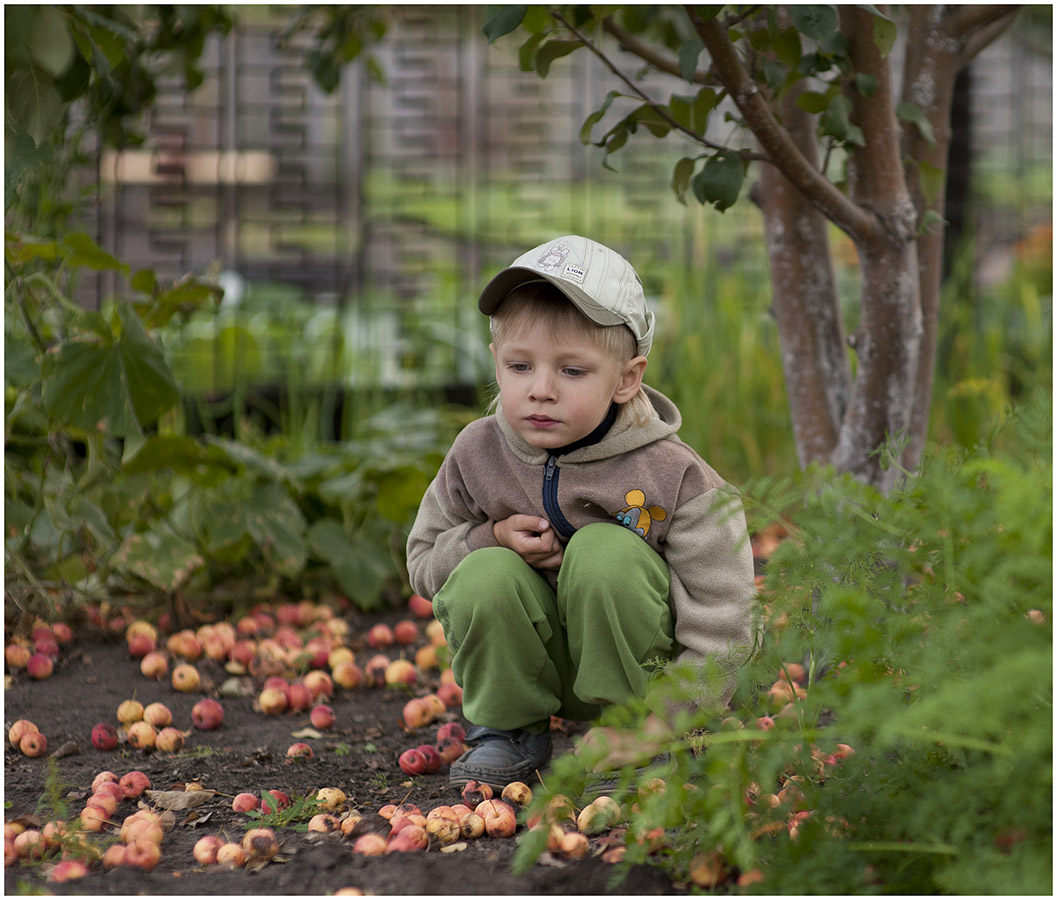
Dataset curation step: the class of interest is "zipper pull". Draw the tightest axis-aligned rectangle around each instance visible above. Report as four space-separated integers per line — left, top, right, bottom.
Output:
546 456 557 480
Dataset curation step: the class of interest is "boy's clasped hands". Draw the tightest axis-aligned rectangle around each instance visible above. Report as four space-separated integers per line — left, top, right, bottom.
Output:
493 515 564 571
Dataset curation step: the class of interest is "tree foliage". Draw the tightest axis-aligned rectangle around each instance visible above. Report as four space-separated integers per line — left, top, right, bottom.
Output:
483 4 1022 490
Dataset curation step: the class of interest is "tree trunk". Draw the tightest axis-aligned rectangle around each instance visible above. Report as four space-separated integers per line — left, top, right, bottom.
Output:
754 83 850 468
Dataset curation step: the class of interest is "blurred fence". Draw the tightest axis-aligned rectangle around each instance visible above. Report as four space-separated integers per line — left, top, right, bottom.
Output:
79 6 1051 401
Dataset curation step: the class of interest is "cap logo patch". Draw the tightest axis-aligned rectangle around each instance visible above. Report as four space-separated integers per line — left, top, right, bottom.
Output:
563 264 587 284
535 241 569 275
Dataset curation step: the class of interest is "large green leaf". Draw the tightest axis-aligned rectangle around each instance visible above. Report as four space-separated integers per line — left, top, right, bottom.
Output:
111 529 205 593
6 63 64 145
692 151 745 212
307 518 391 611
246 483 307 576
41 304 179 437
482 5 527 42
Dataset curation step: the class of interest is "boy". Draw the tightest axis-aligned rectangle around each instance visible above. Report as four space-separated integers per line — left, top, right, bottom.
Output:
406 235 755 790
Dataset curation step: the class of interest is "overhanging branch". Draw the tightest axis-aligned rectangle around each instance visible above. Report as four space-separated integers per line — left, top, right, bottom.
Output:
686 6 876 241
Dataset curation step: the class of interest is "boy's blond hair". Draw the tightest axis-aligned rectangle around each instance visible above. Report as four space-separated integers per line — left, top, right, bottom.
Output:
488 281 656 427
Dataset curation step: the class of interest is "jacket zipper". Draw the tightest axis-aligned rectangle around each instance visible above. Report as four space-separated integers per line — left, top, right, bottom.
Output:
543 455 576 539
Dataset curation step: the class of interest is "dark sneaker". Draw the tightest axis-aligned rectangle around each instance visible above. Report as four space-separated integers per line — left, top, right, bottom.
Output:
448 726 552 791
580 752 675 802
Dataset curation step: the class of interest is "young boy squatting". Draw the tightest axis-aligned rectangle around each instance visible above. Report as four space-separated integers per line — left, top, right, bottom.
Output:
406 235 756 790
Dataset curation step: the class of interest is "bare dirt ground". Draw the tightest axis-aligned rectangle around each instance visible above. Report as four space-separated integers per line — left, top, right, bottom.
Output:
3 601 685 895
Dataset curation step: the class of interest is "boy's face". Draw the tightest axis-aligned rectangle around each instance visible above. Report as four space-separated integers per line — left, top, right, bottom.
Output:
490 319 646 451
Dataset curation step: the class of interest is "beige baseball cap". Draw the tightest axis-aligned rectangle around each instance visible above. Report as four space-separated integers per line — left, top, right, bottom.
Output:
478 235 655 356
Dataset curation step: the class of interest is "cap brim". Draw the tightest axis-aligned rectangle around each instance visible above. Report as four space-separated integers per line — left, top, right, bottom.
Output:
478 267 624 328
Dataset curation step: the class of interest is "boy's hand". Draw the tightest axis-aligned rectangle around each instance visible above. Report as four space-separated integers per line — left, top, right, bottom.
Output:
493 515 564 570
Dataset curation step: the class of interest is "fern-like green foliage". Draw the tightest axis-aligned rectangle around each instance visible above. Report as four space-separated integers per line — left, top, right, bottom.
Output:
515 392 1052 894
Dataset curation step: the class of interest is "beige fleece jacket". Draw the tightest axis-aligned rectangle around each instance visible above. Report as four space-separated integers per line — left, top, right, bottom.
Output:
405 386 756 711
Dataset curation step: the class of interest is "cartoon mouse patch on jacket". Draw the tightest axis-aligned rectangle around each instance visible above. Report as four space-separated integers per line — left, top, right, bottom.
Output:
614 489 667 538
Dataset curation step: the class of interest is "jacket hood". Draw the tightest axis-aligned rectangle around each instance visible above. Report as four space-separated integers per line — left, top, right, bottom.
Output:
495 384 682 466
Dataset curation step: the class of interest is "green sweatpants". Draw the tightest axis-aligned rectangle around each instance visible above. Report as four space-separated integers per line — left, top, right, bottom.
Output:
432 522 674 731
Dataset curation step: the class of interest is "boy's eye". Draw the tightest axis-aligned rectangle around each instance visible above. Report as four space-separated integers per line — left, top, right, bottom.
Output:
563 367 586 378
508 363 530 373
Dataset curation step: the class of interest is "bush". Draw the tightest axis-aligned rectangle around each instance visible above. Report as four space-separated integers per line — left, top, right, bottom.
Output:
519 392 1052 894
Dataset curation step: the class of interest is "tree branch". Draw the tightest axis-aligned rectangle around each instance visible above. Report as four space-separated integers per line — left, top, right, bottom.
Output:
686 7 876 241
601 19 715 85
956 8 1021 64
551 11 766 160
942 4 1021 44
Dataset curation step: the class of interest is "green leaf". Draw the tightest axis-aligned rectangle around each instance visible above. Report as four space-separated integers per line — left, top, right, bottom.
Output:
111 530 205 593
482 5 527 42
795 90 831 114
130 268 157 295
307 519 391 610
820 94 864 146
122 435 219 475
62 232 129 273
40 304 180 437
6 64 64 145
142 278 223 329
670 156 697 206
26 7 75 78
916 208 947 236
535 39 582 78
896 101 937 147
772 27 803 69
579 90 622 145
854 72 878 98
677 36 703 82
915 159 945 206
246 483 307 576
374 464 432 524
518 31 547 72
863 4 898 57
691 151 745 212
692 87 718 133
790 5 838 43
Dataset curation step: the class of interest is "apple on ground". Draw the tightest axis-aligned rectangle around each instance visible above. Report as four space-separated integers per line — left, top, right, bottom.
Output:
242 827 279 861
232 792 259 814
142 702 173 728
401 697 433 730
119 770 152 798
191 698 225 730
215 842 246 867
171 663 201 692
193 835 224 865
20 731 48 758
139 651 168 680
9 719 39 748
27 653 54 679
366 623 394 650
48 859 90 882
310 704 336 730
392 619 419 645
407 593 433 619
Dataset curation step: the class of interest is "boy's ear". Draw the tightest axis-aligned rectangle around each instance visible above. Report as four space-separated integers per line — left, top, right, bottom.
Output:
613 355 648 403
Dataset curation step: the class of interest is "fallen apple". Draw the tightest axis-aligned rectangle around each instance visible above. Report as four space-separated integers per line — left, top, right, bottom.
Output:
139 651 169 680
425 816 460 846
13 830 44 860
171 663 201 692
5 642 31 669
384 658 418 687
26 653 53 680
332 661 363 690
87 791 119 817
366 623 394 650
435 722 466 744
155 726 184 753
385 824 427 853
215 842 246 868
364 654 390 687
398 747 429 776
436 682 463 709
302 669 334 699
193 834 224 865
458 811 484 840
501 781 533 809
286 680 314 712
392 619 419 645
316 787 347 812
258 687 289 715
260 790 290 814
191 698 224 730
559 830 589 859
119 770 152 798
310 704 336 730
242 827 279 861
475 799 517 838
401 697 433 730
407 592 433 618
8 719 38 748
352 833 387 856
126 633 156 658
461 780 493 807
47 859 90 883
19 730 48 758
435 737 466 765
125 721 157 750
142 702 173 728
116 699 144 725
232 792 259 814
308 813 341 833
286 741 314 759
101 843 126 870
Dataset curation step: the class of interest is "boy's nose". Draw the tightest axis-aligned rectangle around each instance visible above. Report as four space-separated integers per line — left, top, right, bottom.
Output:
529 371 557 401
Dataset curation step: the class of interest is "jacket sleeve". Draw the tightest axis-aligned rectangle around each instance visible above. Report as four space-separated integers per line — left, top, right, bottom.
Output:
660 484 757 712
405 463 500 601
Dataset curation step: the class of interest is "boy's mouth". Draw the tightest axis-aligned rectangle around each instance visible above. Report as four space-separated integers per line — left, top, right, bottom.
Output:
526 415 559 427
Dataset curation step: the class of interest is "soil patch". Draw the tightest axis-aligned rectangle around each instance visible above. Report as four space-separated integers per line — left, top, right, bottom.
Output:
4 605 685 895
